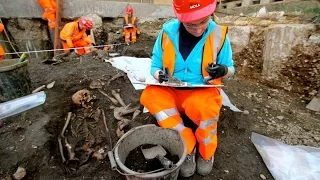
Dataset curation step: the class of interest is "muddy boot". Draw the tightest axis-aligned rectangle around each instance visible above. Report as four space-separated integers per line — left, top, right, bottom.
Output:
179 148 196 177
196 155 214 176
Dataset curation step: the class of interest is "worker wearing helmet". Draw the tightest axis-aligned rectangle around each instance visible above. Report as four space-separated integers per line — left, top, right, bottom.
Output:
123 6 140 43
0 23 5 61
37 0 56 29
140 0 235 177
60 17 94 55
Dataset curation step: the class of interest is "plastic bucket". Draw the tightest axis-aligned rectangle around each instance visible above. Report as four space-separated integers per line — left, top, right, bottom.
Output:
0 59 31 103
111 124 187 180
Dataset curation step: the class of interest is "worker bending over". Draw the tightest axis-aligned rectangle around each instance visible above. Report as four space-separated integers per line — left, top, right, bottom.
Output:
60 17 94 55
140 0 235 177
0 23 5 61
123 6 140 43
37 0 56 29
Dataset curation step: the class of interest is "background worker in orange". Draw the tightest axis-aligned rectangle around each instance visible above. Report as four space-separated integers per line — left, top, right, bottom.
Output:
123 6 140 43
140 0 235 177
0 23 5 61
37 0 56 29
60 17 94 55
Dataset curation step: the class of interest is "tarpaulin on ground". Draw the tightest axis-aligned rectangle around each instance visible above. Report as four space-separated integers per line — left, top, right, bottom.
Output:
252 132 320 180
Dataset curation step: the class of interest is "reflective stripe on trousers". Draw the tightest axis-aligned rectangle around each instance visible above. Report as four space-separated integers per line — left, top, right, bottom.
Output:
198 117 219 145
154 107 196 154
199 117 218 129
154 107 179 122
196 117 219 160
199 128 217 145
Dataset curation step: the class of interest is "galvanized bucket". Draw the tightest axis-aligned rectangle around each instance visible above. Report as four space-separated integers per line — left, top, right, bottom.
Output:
0 58 31 103
109 124 187 180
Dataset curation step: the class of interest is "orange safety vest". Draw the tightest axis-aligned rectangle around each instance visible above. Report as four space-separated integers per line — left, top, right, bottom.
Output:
161 25 228 85
60 21 92 44
124 15 136 27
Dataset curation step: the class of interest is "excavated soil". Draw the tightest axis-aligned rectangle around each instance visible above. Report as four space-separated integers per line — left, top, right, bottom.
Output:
0 20 320 180
280 45 320 100
233 28 265 81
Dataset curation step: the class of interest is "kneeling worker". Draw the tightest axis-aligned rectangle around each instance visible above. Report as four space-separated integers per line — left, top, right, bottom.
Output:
123 6 140 43
60 17 94 55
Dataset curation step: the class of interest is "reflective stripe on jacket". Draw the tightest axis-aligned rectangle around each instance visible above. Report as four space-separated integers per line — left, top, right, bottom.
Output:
161 25 228 85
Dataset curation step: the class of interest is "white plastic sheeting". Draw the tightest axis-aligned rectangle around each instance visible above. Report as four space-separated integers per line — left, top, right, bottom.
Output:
252 132 320 180
0 91 46 120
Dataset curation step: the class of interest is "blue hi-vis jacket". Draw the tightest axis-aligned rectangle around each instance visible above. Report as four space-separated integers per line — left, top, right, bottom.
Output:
151 19 235 85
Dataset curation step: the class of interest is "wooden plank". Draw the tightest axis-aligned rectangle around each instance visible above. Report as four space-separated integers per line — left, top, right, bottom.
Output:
54 0 62 56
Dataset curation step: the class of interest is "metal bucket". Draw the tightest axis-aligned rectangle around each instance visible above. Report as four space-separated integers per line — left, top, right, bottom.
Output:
0 59 31 103
109 124 187 180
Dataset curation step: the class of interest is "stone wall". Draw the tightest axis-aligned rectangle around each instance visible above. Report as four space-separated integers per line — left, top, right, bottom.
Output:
229 24 320 98
5 19 52 60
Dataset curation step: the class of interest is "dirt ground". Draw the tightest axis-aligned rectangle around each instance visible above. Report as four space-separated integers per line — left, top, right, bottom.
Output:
0 20 320 180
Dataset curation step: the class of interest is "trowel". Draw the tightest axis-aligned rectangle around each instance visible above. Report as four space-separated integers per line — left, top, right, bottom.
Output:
141 145 176 170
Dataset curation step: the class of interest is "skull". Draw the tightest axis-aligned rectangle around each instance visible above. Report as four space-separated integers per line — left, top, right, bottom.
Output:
72 89 91 106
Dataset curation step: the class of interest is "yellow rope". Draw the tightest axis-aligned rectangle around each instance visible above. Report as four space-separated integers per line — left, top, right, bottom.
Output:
0 18 20 57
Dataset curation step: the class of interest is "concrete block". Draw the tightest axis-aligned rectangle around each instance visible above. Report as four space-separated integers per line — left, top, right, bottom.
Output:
226 1 242 9
154 0 171 4
260 0 274 5
83 14 105 44
0 0 174 19
241 0 253 7
262 24 316 80
228 26 251 53
141 0 153 3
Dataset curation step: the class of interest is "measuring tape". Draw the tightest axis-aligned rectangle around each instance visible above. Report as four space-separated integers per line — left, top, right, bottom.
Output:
4 42 129 55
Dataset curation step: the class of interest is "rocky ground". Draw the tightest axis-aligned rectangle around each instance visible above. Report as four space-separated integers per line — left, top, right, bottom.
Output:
0 19 319 180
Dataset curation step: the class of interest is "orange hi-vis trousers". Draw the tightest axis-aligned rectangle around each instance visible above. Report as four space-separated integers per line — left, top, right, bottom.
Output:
0 45 4 61
38 0 56 29
140 86 222 160
123 27 137 43
62 39 90 55
0 23 4 61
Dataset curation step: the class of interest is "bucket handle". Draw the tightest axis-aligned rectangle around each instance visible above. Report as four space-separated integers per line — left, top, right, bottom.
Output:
108 151 117 170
